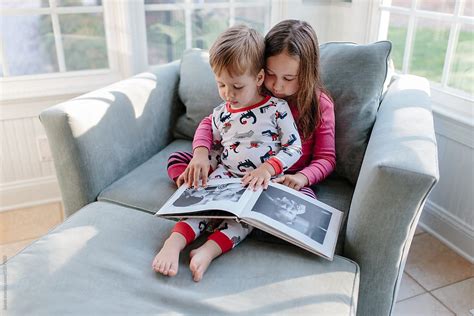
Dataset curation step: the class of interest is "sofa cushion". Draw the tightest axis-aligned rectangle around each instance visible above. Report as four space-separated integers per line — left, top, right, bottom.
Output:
99 140 354 254
174 49 222 139
6 201 359 315
320 41 392 185
98 139 192 213
99 140 354 216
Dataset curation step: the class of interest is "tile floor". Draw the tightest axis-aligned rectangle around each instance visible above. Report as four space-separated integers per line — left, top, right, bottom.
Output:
1 203 473 314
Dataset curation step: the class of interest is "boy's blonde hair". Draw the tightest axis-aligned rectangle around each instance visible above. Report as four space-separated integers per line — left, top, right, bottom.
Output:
209 25 265 77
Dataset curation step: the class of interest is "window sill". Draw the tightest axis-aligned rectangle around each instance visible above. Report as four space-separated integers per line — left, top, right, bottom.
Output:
430 86 473 127
0 69 121 103
430 87 473 149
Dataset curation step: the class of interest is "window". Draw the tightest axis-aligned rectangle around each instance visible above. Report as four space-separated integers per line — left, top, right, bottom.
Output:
0 0 110 77
378 0 473 99
0 0 272 102
144 0 271 66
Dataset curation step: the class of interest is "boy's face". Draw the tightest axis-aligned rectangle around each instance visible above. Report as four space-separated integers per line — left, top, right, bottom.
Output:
264 53 300 99
215 69 264 108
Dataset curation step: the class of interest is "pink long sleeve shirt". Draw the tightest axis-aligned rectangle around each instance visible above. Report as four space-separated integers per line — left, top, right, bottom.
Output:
192 92 336 186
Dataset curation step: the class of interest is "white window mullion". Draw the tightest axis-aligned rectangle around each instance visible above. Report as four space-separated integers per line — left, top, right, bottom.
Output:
441 0 465 87
377 10 391 41
229 0 235 27
402 0 418 74
49 0 66 72
184 0 192 49
0 36 10 77
264 0 271 32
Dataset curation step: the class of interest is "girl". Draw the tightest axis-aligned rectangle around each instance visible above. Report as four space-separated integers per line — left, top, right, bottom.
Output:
170 19 335 197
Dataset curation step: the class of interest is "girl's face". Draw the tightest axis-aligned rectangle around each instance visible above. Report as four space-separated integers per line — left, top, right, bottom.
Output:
264 53 300 100
215 69 264 108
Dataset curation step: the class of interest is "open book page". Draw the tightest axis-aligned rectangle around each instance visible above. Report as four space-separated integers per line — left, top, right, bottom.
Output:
155 178 254 218
242 182 343 260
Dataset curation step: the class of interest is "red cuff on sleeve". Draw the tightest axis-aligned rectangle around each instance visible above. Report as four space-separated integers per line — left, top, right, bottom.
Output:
172 221 196 245
266 157 283 175
208 231 234 254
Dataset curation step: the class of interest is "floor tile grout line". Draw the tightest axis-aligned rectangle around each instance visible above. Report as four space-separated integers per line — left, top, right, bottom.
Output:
404 270 430 292
427 292 457 315
401 271 471 314
395 292 456 315
396 291 427 303
404 265 474 293
428 276 474 293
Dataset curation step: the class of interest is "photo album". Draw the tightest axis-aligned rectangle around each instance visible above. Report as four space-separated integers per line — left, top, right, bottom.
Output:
155 178 343 260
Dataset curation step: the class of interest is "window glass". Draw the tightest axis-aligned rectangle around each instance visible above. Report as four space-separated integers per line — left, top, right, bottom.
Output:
59 13 108 71
192 8 229 50
462 1 473 17
146 10 186 64
234 6 267 34
145 0 184 4
387 13 409 71
410 19 450 83
449 24 474 95
0 0 49 9
389 0 411 8
56 0 102 6
0 15 59 75
417 0 455 14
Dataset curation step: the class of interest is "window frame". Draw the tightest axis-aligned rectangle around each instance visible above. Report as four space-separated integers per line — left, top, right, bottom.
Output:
0 0 274 103
372 0 473 122
0 1 126 102
143 0 272 66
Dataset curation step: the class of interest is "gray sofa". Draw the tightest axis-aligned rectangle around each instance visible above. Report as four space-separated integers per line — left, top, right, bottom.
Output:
5 42 439 315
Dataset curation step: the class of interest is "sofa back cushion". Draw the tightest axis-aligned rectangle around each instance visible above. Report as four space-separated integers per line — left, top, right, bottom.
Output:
320 41 391 184
174 42 391 185
174 49 222 139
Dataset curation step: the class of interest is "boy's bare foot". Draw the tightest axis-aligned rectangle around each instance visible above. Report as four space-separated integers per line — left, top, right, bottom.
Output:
152 232 187 276
189 240 222 282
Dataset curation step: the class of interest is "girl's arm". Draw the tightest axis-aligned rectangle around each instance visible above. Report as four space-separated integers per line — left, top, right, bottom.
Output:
298 94 336 186
178 114 214 188
192 115 213 152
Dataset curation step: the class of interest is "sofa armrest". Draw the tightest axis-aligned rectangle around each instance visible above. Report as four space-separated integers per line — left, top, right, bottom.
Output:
343 75 439 316
40 61 182 217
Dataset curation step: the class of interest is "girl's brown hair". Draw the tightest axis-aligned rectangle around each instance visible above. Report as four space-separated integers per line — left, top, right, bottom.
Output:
265 20 329 139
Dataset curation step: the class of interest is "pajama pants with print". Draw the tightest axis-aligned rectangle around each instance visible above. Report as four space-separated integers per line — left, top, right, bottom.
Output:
167 151 316 253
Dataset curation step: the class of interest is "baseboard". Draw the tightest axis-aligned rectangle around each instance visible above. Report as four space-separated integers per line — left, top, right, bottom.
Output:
0 176 61 212
420 200 474 263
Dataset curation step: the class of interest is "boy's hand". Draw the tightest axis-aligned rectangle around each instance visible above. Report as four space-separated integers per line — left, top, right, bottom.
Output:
242 163 274 191
272 173 309 191
176 147 210 188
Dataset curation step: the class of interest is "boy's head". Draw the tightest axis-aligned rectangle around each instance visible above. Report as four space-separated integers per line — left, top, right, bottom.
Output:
209 25 265 108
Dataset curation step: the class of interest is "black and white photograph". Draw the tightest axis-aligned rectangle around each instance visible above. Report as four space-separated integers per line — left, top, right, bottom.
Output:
156 178 342 259
250 186 332 244
172 182 246 208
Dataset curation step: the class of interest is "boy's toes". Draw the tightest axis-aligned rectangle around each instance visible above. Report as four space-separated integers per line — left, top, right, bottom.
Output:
152 255 159 269
152 260 160 272
193 267 203 282
189 262 202 282
168 263 178 277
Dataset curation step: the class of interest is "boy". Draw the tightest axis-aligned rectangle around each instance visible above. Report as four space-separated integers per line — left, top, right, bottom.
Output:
153 25 302 282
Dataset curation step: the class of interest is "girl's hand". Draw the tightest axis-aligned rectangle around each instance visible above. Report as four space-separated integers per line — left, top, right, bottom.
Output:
242 163 274 191
272 173 309 191
176 147 210 188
